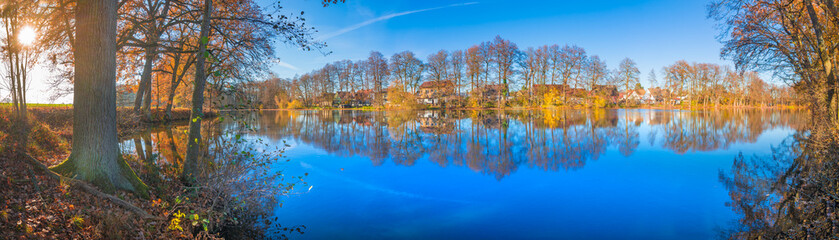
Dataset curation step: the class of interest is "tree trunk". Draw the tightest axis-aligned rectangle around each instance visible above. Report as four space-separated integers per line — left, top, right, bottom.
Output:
182 0 212 184
133 53 150 113
51 0 148 197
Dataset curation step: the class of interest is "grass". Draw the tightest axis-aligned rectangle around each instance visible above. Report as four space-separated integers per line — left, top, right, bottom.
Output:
0 103 72 108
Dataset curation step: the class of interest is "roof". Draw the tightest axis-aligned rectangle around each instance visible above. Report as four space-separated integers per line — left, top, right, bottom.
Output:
419 80 454 89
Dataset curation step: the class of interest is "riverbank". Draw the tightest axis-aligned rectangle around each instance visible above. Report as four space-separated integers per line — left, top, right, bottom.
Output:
259 103 806 111
18 106 216 140
0 106 224 239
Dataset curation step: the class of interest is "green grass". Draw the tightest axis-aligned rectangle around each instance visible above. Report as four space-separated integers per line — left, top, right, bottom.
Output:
0 103 72 108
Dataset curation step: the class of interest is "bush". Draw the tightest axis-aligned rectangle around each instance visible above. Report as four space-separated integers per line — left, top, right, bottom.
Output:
386 85 420 109
287 100 304 109
590 96 607 108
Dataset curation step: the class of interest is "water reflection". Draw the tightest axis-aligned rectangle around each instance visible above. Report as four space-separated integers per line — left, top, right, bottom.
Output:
719 123 839 239
243 109 804 179
118 109 808 239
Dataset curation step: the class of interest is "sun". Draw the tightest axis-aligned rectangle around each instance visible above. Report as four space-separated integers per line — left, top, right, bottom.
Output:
18 26 37 46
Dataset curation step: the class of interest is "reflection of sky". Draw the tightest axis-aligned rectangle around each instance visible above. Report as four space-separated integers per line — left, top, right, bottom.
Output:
267 110 799 239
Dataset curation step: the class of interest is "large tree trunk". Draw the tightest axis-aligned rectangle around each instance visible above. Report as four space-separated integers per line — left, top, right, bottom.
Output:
182 0 212 183
51 0 148 197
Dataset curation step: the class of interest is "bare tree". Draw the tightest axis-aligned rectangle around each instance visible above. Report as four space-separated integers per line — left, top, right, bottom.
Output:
615 58 640 92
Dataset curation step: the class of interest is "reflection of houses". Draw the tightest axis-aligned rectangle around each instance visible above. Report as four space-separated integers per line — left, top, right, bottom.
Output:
416 80 455 106
417 111 454 134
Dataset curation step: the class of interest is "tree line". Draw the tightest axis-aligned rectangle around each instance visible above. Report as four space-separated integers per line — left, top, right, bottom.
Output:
253 36 801 109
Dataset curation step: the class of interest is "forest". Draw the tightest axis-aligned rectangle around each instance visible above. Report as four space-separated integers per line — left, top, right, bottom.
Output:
253 37 801 110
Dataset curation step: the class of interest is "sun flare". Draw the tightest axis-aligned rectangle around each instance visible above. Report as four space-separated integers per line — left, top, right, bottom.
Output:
18 26 36 46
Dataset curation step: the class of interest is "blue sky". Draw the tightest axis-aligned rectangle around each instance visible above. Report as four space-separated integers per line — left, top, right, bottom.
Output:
22 0 729 103
267 0 728 82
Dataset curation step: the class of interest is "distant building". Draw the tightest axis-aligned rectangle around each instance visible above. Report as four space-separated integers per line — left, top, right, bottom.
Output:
416 80 455 106
592 85 619 103
619 89 646 103
481 84 510 103
532 84 567 96
315 93 335 107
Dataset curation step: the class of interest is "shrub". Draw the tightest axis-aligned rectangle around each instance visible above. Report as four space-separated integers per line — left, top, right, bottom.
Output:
287 100 304 109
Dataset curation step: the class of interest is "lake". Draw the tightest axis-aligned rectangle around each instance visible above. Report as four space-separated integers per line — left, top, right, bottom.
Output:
121 109 806 239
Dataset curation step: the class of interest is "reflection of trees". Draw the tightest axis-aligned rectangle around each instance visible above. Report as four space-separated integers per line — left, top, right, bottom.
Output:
122 110 804 180
236 109 805 179
650 110 804 154
719 123 838 239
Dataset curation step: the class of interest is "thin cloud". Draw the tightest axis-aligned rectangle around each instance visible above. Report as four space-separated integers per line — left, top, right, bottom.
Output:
275 60 299 71
318 2 479 41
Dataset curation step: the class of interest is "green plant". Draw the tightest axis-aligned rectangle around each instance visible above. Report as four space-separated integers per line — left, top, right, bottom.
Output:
70 215 85 229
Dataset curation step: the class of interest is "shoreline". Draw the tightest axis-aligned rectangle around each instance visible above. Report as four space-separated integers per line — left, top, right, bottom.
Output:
247 104 807 111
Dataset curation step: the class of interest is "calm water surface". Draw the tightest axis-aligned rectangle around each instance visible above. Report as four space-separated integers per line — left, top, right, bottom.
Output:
123 109 806 239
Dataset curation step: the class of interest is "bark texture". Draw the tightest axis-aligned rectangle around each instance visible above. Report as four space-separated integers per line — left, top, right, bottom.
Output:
51 0 148 196
182 0 212 183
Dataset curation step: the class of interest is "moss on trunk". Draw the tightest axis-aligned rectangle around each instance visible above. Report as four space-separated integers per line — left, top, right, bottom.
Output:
51 154 149 199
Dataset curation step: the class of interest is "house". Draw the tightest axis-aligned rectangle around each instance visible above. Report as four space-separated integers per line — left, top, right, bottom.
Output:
619 89 646 103
648 87 687 105
641 91 656 104
592 85 619 103
335 91 355 107
533 84 567 96
482 84 509 102
416 80 455 106
315 93 335 107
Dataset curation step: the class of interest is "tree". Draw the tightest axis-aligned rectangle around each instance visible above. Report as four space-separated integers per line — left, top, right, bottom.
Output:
1 1 55 130
584 55 609 91
519 47 540 103
121 0 180 118
427 50 449 83
450 50 465 97
182 0 338 182
615 58 640 92
365 51 388 106
390 51 424 93
710 0 839 121
491 36 518 106
52 0 148 195
556 45 587 104
182 0 212 183
647 69 657 89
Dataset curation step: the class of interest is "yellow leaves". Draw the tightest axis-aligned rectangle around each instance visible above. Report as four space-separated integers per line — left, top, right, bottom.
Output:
174 210 185 219
70 215 85 228
169 210 185 231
